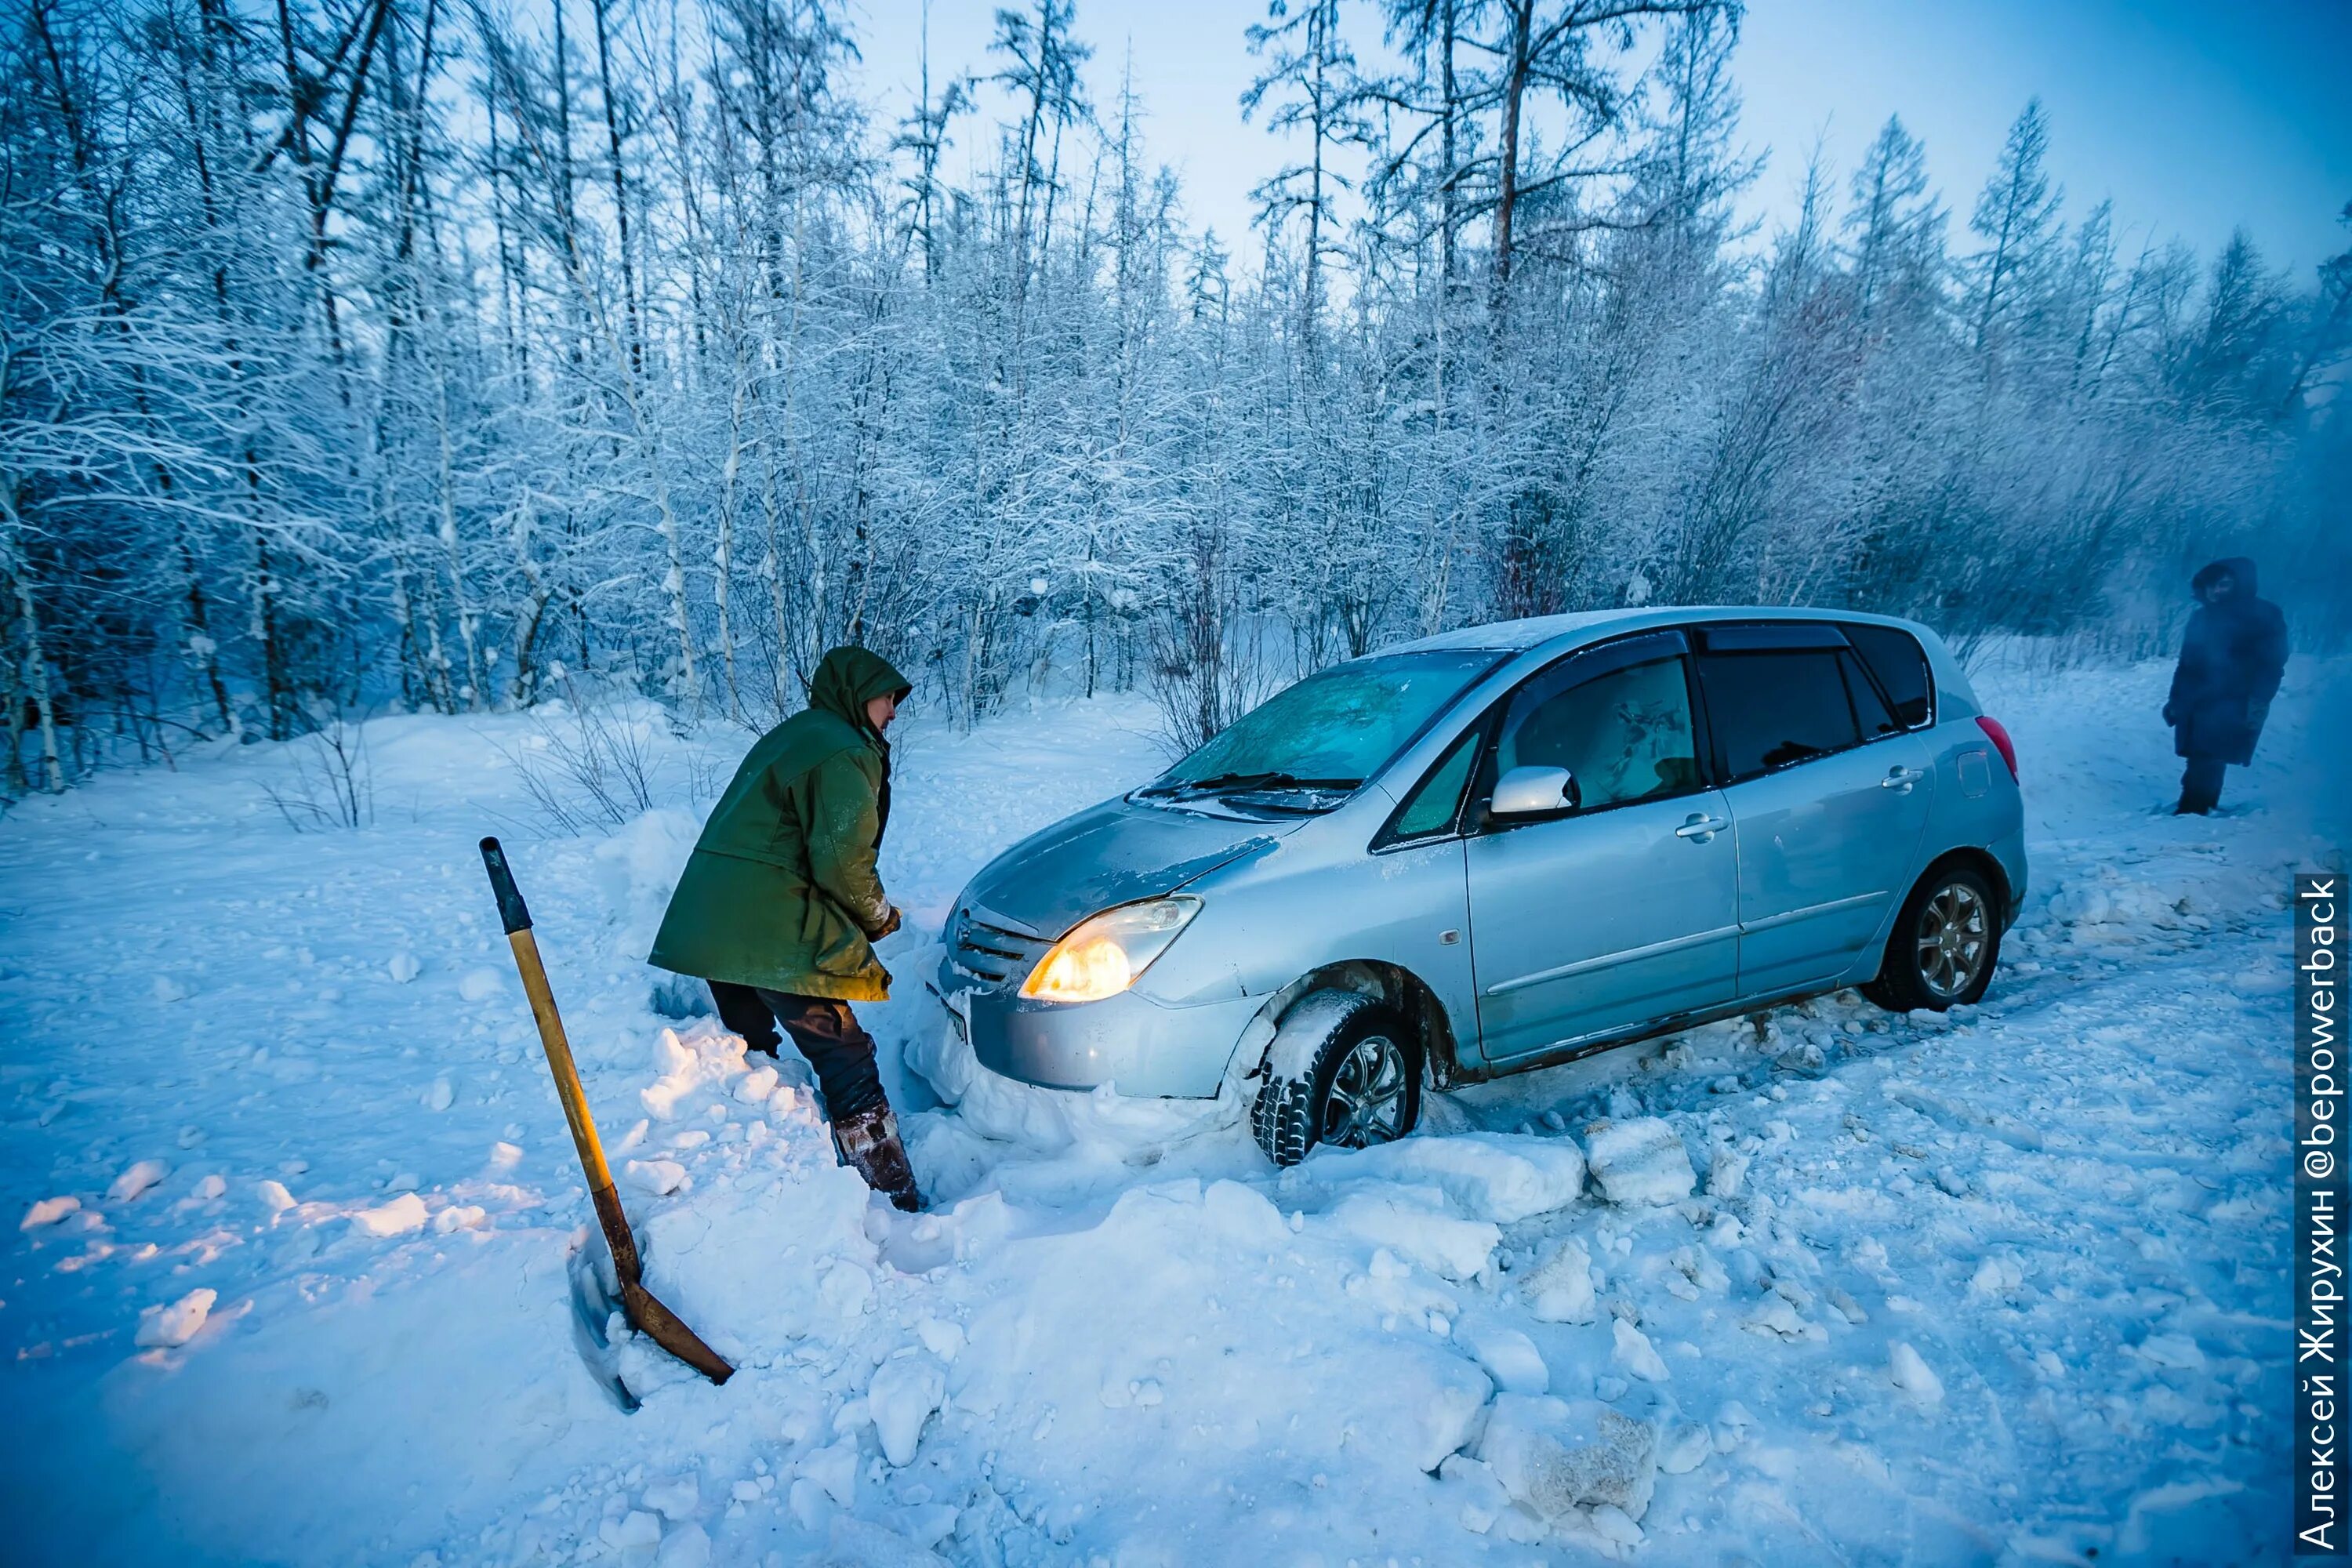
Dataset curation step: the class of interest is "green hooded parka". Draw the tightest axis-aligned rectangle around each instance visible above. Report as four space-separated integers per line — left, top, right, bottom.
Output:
649 646 914 1000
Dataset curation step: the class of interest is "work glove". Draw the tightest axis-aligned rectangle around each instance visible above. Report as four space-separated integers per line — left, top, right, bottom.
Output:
2161 702 2177 727
866 904 903 942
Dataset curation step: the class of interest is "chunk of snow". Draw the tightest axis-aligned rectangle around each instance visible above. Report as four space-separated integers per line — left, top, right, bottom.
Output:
1520 1236 1599 1323
1324 1191 1498 1280
387 952 421 983
601 1509 662 1566
869 1356 949 1466
1436 1454 1512 1534
1671 1244 1729 1294
108 1160 170 1201
136 1287 217 1348
1742 1295 1825 1342
1611 1319 1670 1382
457 967 505 1003
1303 1132 1584 1222
643 1474 699 1520
1457 1323 1549 1394
433 1204 488 1233
423 1076 454 1112
1588 1503 1645 1544
1712 1400 1757 1453
1581 1118 1693 1206
2140 1333 2205 1370
1398 1351 1494 1472
191 1174 226 1201
1476 1394 1658 1523
655 1523 710 1568
626 1159 689 1196
1967 1254 2024 1301
821 1262 874 1318
797 1438 858 1508
349 1192 429 1237
254 1179 296 1214
153 976 187 1004
1889 1341 1944 1403
735 1065 779 1104
20 1195 79 1229
1658 1422 1711 1475
915 1318 964 1363
1706 1142 1750 1199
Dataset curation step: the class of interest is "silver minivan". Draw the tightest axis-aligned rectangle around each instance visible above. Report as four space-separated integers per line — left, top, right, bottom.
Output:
934 608 2026 1166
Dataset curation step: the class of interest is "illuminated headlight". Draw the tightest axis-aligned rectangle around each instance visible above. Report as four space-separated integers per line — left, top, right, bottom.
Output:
1018 897 1203 1004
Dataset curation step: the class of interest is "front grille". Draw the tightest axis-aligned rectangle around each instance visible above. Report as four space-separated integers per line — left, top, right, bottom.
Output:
947 906 1052 991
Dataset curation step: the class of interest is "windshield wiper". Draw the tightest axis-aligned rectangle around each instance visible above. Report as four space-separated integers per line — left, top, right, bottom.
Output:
1140 771 1363 799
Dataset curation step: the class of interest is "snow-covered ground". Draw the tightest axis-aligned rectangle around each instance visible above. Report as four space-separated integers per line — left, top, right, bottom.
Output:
3 654 2343 1567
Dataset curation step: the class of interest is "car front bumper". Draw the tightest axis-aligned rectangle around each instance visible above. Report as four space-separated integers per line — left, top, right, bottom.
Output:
935 965 1261 1099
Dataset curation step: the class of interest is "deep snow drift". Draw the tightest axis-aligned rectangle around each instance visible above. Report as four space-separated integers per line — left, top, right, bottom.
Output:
2 652 2341 1566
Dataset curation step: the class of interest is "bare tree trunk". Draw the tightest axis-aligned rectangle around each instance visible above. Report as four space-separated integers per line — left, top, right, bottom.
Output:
2 547 67 793
590 0 644 376
1492 0 1531 305
434 365 486 706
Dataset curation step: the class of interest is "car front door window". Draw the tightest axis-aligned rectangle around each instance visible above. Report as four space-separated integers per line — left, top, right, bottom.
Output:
1491 655 1702 811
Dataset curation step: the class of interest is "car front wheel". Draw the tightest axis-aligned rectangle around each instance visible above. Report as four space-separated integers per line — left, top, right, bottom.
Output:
1250 991 1421 1167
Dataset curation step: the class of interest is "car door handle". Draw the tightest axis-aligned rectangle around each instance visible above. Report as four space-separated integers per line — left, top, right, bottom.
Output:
1880 766 1924 792
1675 814 1728 841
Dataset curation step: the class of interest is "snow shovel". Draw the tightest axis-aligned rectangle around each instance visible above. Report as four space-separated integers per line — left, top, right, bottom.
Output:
477 837 734 1387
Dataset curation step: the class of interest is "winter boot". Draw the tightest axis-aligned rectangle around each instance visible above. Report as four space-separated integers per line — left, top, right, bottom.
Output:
833 1105 924 1213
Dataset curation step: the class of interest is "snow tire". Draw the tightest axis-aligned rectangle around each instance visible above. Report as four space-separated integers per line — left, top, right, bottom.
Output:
1250 990 1421 1168
1861 862 2002 1013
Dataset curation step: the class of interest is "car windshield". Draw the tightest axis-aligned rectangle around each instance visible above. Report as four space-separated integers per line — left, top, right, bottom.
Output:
1142 649 1505 802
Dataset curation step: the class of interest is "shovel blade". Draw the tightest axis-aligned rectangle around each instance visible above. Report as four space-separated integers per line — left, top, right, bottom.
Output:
619 1279 735 1385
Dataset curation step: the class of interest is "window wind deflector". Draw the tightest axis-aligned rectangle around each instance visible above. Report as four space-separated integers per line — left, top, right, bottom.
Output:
1697 622 1849 652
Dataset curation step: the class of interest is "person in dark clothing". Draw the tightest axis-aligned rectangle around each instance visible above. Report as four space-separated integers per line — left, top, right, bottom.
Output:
2163 557 2288 815
649 645 924 1210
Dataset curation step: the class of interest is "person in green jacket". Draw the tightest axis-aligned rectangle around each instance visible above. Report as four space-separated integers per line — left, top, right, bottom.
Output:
650 644 924 1210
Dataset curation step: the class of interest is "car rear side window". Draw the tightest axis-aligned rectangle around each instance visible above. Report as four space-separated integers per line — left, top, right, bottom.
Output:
1697 647 1864 782
1842 623 1933 728
1840 649 1901 739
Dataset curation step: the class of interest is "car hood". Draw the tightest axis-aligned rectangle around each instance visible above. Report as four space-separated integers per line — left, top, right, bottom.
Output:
956 795 1299 938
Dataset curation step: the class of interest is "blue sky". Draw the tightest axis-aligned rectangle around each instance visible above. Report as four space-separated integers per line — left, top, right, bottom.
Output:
855 0 2350 281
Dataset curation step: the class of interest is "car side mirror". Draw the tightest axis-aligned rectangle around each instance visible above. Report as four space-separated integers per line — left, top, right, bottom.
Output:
1490 764 1580 819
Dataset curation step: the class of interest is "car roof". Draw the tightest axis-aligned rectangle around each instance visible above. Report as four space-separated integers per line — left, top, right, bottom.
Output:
1386 604 1938 655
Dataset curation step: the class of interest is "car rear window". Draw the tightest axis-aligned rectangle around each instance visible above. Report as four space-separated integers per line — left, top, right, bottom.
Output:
1696 648 1864 782
1841 623 1933 728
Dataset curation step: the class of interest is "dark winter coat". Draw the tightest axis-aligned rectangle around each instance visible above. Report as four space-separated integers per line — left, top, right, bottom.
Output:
2165 557 2287 767
649 646 913 1000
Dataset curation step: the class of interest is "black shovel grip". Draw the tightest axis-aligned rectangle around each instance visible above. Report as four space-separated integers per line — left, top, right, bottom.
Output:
479 837 534 934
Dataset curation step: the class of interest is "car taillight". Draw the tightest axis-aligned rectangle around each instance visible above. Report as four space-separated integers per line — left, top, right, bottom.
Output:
1975 716 2017 781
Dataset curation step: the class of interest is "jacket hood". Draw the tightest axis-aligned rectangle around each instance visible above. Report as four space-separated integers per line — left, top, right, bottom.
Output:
809 645 913 734
956 795 1296 938
2190 557 2259 601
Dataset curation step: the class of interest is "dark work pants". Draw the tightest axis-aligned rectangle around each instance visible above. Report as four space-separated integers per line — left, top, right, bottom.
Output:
2178 757 2226 815
708 981 888 1123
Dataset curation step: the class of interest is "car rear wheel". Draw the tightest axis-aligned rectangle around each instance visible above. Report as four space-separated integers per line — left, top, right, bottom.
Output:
1250 991 1421 1168
1861 862 2001 1013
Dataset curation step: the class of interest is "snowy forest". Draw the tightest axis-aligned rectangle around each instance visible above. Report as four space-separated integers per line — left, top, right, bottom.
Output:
4 0 2348 794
